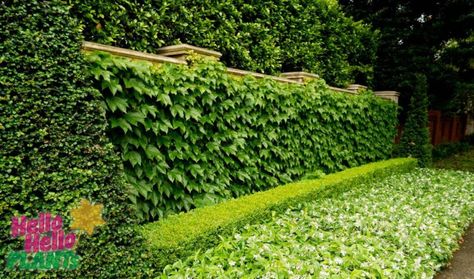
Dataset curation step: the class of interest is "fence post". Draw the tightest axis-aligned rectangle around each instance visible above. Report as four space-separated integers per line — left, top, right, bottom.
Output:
280 72 319 83
157 44 222 60
374 91 400 104
347 84 367 93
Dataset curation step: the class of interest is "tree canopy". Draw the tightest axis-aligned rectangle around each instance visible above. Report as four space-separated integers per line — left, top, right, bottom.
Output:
68 0 378 87
340 0 474 114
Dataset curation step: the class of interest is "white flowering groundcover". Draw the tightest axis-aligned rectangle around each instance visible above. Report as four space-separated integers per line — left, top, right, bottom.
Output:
162 169 474 278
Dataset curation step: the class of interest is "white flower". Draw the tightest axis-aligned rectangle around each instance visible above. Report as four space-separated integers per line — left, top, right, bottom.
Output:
414 257 422 269
161 169 474 278
319 270 329 278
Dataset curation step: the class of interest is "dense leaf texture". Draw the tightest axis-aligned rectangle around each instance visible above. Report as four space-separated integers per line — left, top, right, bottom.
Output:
397 74 432 167
162 168 474 278
69 0 378 87
0 1 154 277
142 158 417 271
340 0 474 113
87 52 398 221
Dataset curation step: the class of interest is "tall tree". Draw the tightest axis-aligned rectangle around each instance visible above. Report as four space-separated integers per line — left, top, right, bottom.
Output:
340 0 474 114
397 74 432 167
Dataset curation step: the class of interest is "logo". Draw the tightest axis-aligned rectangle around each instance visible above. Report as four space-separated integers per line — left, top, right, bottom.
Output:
6 199 105 270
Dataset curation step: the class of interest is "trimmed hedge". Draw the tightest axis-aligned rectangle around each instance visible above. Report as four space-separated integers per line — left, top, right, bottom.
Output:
162 168 474 277
87 52 399 221
69 0 378 86
142 158 418 271
0 1 154 277
397 74 432 167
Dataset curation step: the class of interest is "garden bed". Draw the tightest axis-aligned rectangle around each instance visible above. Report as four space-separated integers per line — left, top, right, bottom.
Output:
433 147 474 172
142 159 416 270
161 168 474 278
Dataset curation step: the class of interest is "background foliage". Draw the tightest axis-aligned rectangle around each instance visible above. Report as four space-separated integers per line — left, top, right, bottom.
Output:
87 52 398 221
68 0 378 87
433 141 471 160
396 74 432 167
0 1 154 277
433 146 474 172
340 0 474 114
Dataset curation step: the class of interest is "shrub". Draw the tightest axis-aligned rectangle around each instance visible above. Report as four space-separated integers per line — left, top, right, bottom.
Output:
397 74 433 167
433 147 474 172
141 158 417 271
162 167 474 278
301 169 327 180
463 133 474 145
86 52 399 221
0 1 154 277
433 142 470 160
68 0 378 86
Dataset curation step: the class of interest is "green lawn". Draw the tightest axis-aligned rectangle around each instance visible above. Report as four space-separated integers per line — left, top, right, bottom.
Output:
433 147 474 172
160 168 474 278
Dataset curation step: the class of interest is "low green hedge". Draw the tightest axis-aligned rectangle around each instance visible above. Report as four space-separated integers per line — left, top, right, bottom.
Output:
162 168 474 277
141 158 417 270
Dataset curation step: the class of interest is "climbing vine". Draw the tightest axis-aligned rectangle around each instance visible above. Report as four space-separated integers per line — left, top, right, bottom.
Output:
87 52 398 221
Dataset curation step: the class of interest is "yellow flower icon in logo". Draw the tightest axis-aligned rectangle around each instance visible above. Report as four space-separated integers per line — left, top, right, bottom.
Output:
70 199 106 235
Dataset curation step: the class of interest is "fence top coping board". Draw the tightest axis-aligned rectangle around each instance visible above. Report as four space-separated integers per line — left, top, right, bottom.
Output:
157 44 222 59
82 41 367 93
347 84 368 91
329 86 357 94
280 72 320 79
227 67 299 84
374 91 400 96
82 41 187 65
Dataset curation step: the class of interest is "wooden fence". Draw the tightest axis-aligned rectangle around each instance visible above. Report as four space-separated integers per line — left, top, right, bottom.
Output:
396 110 468 145
429 110 467 145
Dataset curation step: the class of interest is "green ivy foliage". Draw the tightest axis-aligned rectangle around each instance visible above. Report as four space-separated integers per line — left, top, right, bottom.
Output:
68 0 378 87
87 52 398 221
0 1 154 277
397 74 433 167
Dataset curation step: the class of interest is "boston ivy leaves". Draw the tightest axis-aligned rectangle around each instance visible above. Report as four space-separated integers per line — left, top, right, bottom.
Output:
87 51 397 221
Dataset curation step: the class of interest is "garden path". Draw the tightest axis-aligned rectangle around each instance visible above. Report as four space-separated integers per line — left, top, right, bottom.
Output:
435 223 474 279
434 147 474 279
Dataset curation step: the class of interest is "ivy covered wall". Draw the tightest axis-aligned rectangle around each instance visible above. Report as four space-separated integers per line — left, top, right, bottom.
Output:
87 52 398 221
0 1 397 276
